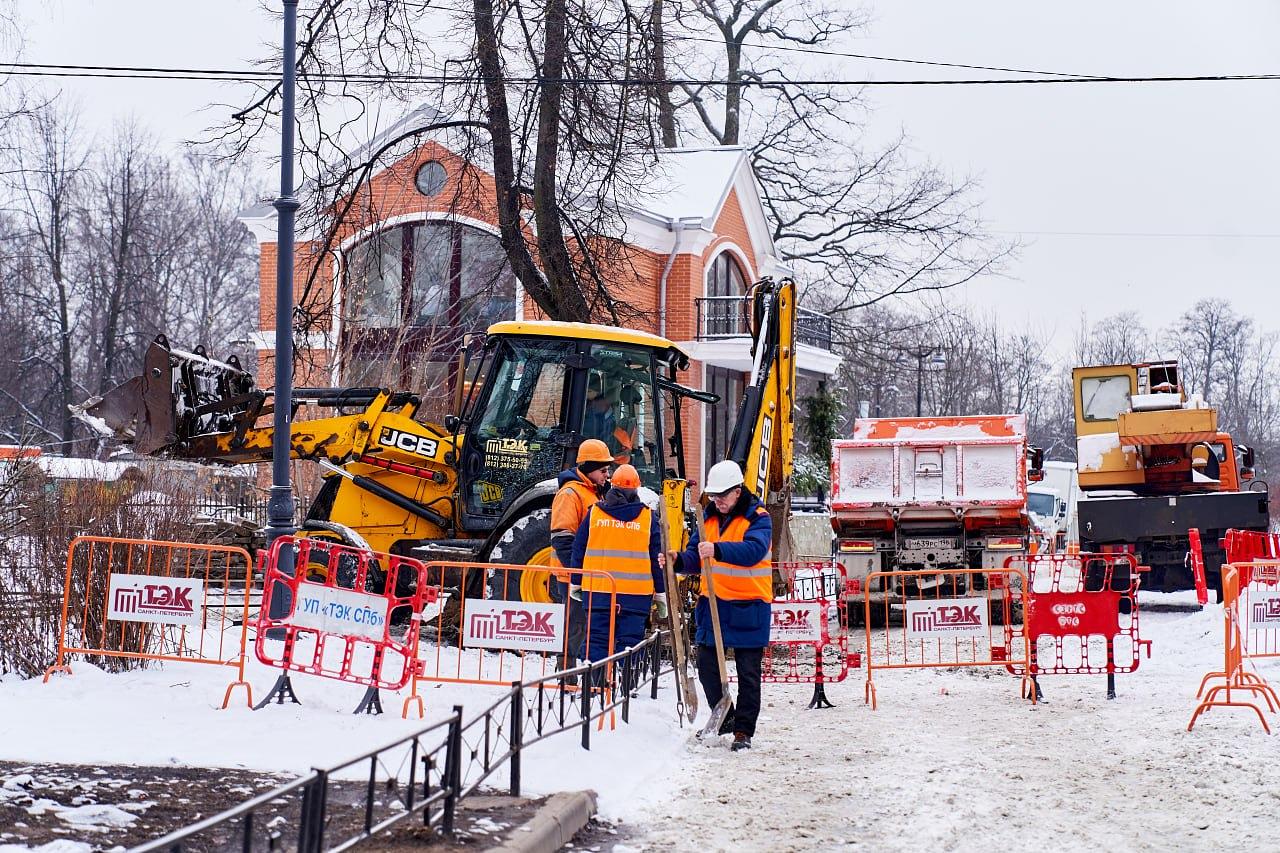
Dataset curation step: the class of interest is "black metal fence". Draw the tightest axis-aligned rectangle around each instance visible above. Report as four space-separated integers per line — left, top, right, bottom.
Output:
131 632 669 853
694 296 834 350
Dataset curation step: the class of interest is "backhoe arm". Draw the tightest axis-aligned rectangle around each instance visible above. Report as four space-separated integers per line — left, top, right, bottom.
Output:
727 277 797 504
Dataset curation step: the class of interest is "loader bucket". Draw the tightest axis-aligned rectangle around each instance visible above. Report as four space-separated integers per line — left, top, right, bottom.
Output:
74 335 258 456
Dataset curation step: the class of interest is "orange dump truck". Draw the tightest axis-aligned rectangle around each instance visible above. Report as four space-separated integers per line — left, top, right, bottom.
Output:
829 414 1043 608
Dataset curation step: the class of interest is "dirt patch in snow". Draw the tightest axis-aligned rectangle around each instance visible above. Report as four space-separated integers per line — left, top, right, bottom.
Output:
0 762 559 852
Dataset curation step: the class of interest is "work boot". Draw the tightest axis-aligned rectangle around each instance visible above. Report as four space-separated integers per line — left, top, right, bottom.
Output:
731 733 752 752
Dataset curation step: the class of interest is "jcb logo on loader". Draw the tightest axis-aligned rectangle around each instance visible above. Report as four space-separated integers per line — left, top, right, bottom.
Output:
756 415 773 496
378 428 439 459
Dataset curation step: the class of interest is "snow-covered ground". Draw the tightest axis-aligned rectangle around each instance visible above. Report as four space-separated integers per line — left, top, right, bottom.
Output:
632 600 1280 852
3 597 1278 851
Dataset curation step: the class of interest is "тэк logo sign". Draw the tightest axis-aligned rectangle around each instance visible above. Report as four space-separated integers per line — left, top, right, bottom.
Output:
1252 598 1280 626
463 599 564 651
107 573 204 628
113 583 194 616
772 608 812 630
469 608 555 641
911 603 982 633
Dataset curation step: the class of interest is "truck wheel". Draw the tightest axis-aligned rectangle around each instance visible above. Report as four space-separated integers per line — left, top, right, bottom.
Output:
488 508 557 604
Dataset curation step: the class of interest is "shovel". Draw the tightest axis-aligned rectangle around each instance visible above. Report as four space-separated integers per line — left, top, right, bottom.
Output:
658 497 698 722
698 508 735 738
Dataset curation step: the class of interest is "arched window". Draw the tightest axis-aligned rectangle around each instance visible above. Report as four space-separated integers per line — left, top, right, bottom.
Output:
341 220 516 422
703 250 748 474
704 250 747 335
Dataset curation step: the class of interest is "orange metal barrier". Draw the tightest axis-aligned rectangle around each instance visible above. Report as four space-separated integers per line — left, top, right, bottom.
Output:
402 561 619 719
43 536 253 708
863 568 1031 710
1188 564 1279 733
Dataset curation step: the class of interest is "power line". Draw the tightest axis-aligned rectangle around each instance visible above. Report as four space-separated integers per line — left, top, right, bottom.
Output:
3 62 1280 87
998 229 1280 239
666 35 1106 79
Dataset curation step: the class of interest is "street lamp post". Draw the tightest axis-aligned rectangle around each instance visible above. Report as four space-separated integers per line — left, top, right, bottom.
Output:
266 0 300 548
258 0 302 679
907 346 946 417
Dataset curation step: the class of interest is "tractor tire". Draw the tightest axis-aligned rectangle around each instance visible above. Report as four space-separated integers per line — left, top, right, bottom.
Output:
488 508 557 604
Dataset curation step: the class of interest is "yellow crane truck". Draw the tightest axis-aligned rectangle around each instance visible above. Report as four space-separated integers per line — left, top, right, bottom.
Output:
79 278 798 603
1073 359 1269 598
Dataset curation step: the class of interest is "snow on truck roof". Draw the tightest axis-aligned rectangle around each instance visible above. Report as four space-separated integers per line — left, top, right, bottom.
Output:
850 414 1027 442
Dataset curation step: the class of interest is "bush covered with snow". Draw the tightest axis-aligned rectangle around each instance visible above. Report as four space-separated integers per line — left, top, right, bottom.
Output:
791 452 830 496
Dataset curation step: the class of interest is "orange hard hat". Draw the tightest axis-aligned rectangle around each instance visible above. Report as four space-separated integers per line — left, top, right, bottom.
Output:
576 439 613 464
611 463 641 489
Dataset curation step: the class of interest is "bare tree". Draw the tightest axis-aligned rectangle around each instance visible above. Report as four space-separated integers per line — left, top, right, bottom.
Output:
5 101 87 445
216 0 669 331
163 151 259 353
78 122 185 394
666 1 1011 309
1170 298 1250 403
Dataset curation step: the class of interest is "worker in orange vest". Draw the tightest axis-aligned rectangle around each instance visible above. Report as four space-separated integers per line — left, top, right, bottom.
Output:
549 439 613 667
672 460 772 751
570 463 665 662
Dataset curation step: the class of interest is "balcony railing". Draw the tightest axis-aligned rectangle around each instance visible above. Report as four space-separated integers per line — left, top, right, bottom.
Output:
694 296 833 350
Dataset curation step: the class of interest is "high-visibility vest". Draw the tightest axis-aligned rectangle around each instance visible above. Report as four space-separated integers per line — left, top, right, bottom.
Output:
580 505 655 596
549 475 599 580
701 507 773 602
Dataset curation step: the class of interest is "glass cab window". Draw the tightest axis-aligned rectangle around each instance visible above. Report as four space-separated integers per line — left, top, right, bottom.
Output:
1027 491 1058 517
1081 375 1132 422
580 344 661 491
464 338 574 518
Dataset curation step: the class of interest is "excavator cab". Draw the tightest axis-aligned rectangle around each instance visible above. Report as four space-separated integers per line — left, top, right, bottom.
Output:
453 323 695 533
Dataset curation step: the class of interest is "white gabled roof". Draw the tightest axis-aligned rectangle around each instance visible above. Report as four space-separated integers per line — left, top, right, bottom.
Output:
635 146 748 224
621 146 780 267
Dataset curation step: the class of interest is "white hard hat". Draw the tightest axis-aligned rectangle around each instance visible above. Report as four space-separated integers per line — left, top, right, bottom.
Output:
704 460 745 496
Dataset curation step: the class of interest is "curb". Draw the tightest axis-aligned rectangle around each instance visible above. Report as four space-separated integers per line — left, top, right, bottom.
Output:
485 790 598 853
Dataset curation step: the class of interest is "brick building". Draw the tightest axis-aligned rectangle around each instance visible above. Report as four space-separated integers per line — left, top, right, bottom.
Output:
239 107 839 485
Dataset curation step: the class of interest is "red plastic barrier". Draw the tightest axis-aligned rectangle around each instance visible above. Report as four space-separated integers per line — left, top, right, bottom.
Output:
1007 553 1150 698
1222 529 1280 587
757 562 860 708
255 536 435 692
1188 528 1209 606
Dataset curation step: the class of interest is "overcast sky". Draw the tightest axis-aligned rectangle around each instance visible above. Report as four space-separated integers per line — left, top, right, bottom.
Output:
17 1 1280 353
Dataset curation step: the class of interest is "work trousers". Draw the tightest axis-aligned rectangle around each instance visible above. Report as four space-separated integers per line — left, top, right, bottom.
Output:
547 576 586 670
580 591 649 662
697 643 764 737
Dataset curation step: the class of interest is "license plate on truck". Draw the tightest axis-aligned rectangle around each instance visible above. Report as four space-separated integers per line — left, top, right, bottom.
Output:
903 538 957 551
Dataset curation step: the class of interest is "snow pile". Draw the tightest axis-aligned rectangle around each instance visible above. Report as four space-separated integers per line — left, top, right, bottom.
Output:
53 804 137 829
1130 392 1181 411
0 637 687 822
0 842 93 853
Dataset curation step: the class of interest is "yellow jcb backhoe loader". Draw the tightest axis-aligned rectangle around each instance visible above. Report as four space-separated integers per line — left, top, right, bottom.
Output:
78 278 799 603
